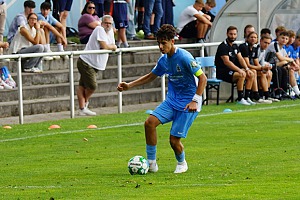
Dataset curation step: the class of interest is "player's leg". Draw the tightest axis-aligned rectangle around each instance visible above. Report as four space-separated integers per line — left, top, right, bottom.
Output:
170 111 198 173
146 101 172 172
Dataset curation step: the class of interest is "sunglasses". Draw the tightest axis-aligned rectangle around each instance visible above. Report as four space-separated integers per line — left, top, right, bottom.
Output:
88 7 95 9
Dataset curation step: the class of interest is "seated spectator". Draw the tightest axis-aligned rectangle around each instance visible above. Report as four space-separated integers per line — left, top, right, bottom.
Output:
8 13 45 73
78 1 101 44
37 1 67 55
7 0 36 44
265 31 300 99
239 31 272 103
177 0 212 43
286 29 296 47
272 26 287 42
215 26 255 105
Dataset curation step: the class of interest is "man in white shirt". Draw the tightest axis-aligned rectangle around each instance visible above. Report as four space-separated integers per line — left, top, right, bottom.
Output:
177 0 212 43
77 15 117 116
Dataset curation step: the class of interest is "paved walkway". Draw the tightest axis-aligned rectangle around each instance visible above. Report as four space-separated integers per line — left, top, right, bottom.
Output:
0 102 160 125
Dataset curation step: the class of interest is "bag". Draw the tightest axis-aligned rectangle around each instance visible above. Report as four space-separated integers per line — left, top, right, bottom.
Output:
66 27 79 37
0 66 17 88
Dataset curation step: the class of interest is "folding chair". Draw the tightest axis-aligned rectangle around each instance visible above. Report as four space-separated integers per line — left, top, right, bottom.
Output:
196 56 223 105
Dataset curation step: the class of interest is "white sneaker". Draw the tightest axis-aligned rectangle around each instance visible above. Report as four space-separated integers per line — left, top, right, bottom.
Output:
237 98 251 105
47 50 60 60
43 56 53 61
23 68 42 73
246 98 256 105
174 160 188 174
257 98 272 104
268 97 280 102
0 85 4 89
148 160 158 173
78 107 96 116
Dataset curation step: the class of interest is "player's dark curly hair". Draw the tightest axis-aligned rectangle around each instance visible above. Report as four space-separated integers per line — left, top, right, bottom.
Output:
156 24 176 41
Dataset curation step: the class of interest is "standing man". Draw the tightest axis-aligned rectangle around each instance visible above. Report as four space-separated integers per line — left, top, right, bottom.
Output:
117 24 207 173
77 15 117 116
215 26 255 105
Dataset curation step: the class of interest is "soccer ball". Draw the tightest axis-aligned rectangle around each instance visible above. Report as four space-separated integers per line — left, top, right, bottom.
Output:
128 155 149 175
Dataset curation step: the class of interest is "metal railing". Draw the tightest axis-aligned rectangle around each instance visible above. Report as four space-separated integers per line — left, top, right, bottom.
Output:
0 41 229 124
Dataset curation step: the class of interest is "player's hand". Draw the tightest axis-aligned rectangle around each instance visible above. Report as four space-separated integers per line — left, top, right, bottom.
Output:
184 101 198 112
117 82 129 91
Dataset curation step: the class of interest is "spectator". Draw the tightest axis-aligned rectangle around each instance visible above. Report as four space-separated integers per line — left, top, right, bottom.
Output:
215 26 255 105
0 0 6 59
78 1 101 44
143 0 163 39
113 0 129 48
239 31 272 103
126 0 140 41
161 0 175 26
8 13 45 73
117 24 207 174
77 15 117 116
0 0 6 43
201 0 216 23
87 0 104 18
37 1 67 55
177 0 212 43
58 0 73 39
265 31 300 99
257 35 279 102
135 0 144 32
7 0 36 44
286 29 296 47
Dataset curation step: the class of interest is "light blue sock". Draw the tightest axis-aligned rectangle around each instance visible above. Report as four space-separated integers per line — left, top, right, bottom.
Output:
175 151 185 162
146 144 156 160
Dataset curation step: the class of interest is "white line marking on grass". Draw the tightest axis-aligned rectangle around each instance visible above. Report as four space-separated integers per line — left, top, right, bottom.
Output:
1 185 62 189
1 103 299 143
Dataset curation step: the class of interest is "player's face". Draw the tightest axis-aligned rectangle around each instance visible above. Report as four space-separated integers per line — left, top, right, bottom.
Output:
227 29 237 43
247 33 258 45
245 27 255 38
278 35 289 45
260 38 271 50
157 39 174 54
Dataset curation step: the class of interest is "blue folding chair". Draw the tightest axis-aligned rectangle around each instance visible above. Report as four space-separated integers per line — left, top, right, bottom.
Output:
196 56 223 105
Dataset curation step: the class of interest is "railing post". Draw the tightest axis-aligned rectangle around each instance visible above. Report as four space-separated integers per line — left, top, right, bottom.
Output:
17 57 24 124
69 53 75 118
117 51 123 113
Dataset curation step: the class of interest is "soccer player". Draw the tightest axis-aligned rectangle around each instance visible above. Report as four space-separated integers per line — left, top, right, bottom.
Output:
117 24 207 173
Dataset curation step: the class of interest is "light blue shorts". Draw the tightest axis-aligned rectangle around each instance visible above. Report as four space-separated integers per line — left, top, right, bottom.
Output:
151 101 198 138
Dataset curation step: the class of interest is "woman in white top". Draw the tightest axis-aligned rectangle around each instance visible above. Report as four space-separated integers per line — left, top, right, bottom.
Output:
9 13 45 73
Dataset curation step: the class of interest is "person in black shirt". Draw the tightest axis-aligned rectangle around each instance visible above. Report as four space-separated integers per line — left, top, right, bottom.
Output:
215 26 255 105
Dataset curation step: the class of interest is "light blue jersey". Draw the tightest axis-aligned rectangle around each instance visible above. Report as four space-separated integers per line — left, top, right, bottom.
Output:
152 47 202 111
37 13 59 26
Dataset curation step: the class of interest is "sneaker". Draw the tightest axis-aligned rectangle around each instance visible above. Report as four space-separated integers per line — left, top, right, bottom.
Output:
144 33 155 40
0 85 4 89
246 97 256 105
257 98 272 104
148 160 158 173
128 36 141 41
78 107 96 116
237 98 251 105
23 67 42 73
43 56 53 61
174 160 188 174
268 97 280 102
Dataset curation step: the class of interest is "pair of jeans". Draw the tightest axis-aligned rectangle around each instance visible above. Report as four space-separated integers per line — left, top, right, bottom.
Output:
17 45 45 70
143 0 163 36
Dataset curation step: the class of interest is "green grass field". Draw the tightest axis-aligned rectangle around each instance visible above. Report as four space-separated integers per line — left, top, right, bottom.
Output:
1 100 300 200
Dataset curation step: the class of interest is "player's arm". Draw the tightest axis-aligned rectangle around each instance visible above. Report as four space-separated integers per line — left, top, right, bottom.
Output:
117 72 157 91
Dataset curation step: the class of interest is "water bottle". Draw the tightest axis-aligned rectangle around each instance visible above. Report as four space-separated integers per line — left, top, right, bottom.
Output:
212 67 216 79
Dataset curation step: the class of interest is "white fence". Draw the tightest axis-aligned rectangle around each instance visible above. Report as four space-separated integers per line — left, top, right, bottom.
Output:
0 42 228 124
